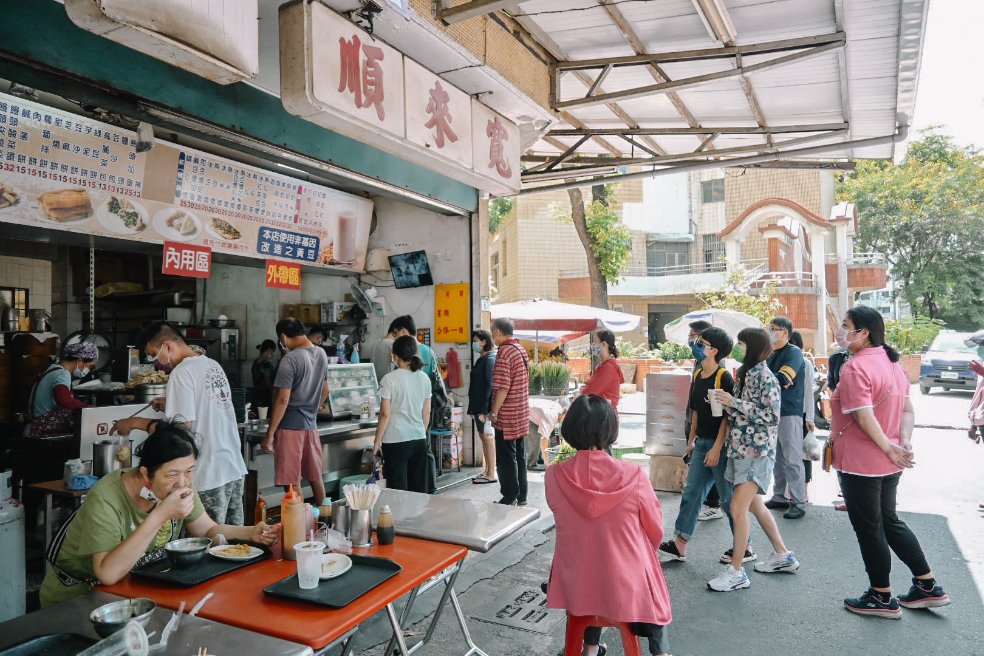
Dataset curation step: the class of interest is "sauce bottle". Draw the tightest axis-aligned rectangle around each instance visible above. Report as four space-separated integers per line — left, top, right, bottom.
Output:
281 484 306 560
254 494 267 525
376 504 396 545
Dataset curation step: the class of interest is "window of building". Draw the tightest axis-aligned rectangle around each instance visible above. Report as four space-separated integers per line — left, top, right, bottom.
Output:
646 241 690 275
700 179 725 203
0 287 28 312
490 253 500 290
702 235 726 271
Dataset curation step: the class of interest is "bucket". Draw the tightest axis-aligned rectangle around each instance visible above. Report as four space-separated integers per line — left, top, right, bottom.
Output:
92 440 132 477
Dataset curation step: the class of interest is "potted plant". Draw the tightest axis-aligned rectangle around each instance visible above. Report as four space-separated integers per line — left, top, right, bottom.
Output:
546 440 577 465
541 361 571 396
528 362 544 396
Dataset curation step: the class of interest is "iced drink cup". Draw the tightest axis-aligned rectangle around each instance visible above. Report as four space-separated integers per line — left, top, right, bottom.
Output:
257 406 269 420
295 541 325 589
708 389 723 417
336 212 356 264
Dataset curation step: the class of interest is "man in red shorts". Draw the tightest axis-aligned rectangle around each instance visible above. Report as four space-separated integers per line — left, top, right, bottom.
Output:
260 318 330 505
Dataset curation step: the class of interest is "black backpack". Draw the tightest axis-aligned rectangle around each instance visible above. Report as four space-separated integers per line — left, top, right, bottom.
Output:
428 366 453 431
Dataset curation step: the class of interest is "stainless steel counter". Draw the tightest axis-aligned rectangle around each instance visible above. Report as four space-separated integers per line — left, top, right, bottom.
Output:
0 591 313 656
373 489 541 553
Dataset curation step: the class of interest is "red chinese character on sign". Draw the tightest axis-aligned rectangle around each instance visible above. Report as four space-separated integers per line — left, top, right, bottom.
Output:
486 117 512 178
424 81 457 148
338 35 386 121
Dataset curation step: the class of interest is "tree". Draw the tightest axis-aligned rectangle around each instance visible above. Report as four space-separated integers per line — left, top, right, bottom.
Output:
836 130 984 328
696 266 784 325
488 197 514 234
564 183 633 308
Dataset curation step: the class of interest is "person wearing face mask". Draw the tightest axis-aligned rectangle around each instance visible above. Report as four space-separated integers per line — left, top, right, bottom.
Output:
468 330 497 484
685 320 724 521
831 306 950 617
368 326 399 384
260 318 330 507
26 341 98 438
965 332 984 445
763 316 808 519
113 321 247 525
40 420 279 607
580 330 624 413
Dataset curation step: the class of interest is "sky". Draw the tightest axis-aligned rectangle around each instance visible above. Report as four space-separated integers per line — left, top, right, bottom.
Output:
911 0 984 149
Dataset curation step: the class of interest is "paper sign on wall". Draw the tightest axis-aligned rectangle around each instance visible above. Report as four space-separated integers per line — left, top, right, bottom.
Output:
265 260 301 290
435 283 469 343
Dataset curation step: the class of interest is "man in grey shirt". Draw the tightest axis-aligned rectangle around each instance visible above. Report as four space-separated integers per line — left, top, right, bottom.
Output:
261 318 329 506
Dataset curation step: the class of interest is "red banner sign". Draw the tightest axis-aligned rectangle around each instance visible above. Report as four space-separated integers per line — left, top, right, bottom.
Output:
266 260 302 290
162 241 211 278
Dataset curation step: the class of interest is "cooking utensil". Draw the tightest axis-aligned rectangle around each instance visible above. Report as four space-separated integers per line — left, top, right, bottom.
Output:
89 598 156 638
189 592 214 617
92 440 132 477
164 537 212 567
134 384 167 403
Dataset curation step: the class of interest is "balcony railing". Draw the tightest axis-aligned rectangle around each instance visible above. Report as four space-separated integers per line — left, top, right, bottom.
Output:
824 252 888 265
559 261 731 279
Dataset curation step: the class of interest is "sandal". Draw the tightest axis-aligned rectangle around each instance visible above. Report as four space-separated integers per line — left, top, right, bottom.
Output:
472 475 497 484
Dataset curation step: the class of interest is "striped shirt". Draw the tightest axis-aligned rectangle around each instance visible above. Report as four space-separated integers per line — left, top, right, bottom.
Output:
491 339 530 440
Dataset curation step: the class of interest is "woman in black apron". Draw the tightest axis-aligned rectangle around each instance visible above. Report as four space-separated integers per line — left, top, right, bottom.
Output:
26 341 98 437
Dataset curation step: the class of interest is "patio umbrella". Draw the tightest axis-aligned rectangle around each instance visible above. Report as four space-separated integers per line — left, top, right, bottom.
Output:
663 309 762 346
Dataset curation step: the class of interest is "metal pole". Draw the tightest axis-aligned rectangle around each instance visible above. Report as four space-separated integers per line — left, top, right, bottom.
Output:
88 246 95 332
534 330 539 364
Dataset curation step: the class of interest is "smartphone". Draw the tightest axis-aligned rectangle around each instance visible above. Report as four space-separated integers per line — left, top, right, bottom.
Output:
682 452 691 465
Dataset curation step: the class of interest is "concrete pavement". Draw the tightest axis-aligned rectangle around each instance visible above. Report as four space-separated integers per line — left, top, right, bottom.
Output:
347 387 984 656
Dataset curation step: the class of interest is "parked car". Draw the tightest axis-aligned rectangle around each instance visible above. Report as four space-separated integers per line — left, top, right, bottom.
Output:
919 330 979 394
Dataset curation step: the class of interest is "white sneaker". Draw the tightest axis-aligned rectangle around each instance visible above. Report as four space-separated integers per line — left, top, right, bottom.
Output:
697 505 725 521
707 565 750 592
753 551 801 573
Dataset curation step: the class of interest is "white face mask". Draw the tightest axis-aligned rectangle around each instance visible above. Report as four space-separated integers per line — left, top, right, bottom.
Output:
836 327 864 349
139 485 160 503
73 367 90 379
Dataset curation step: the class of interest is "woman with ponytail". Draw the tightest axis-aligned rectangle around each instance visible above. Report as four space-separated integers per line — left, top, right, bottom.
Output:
373 335 432 491
832 305 950 618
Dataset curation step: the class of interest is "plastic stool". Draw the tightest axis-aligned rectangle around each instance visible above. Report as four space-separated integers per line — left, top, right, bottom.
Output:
564 614 641 656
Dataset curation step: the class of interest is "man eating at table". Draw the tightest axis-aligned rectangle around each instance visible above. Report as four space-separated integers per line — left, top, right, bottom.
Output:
40 421 278 607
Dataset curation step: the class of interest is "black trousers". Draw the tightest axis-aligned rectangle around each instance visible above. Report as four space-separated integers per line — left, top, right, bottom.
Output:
839 471 931 589
494 429 528 503
381 438 428 493
584 624 669 655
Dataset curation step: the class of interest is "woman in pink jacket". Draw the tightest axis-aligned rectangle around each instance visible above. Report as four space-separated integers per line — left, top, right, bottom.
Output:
546 395 672 656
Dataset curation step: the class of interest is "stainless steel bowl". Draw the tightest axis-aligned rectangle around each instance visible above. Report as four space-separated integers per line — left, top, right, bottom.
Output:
89 598 156 638
164 536 212 567
135 384 167 403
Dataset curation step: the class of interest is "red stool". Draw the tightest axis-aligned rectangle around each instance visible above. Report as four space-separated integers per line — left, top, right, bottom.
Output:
564 614 642 656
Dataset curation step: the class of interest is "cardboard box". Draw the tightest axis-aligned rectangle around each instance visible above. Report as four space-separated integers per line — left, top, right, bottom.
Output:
321 302 355 324
283 304 321 325
442 431 463 469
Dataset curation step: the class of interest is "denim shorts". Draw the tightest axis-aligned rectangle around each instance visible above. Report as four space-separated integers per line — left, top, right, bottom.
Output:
726 456 774 495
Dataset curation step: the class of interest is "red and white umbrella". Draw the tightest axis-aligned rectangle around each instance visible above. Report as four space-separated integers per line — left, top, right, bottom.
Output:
491 298 641 334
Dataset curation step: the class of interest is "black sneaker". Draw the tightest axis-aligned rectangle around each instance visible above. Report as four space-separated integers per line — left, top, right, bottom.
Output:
497 498 517 506
844 589 902 619
657 540 686 561
764 499 789 510
898 579 951 609
720 547 757 564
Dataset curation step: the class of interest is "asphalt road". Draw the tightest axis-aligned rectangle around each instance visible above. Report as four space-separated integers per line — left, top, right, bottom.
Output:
349 386 984 656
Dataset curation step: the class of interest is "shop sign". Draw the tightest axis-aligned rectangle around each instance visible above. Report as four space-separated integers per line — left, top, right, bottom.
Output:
0 91 375 272
64 0 259 84
280 1 522 195
162 241 211 278
265 260 302 290
434 283 469 343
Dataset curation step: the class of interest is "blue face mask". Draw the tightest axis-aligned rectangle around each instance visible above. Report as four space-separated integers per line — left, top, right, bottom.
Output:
589 345 601 356
691 342 706 361
472 342 482 354
73 367 89 379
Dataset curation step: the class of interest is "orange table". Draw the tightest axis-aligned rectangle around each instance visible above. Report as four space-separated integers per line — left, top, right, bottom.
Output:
103 536 486 656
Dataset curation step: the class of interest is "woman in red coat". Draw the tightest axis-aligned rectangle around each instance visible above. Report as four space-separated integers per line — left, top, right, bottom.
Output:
546 395 672 656
580 330 624 412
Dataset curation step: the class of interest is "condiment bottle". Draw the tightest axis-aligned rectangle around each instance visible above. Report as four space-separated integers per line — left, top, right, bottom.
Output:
254 494 267 525
281 484 305 560
376 504 396 545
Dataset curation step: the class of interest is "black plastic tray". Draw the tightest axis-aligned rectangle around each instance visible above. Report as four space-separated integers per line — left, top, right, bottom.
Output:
0 633 95 656
263 554 402 608
131 548 268 587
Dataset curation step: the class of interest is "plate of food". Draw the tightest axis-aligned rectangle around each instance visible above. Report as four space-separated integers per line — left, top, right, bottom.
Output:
206 216 242 242
38 188 94 224
319 553 352 580
208 543 264 561
97 195 148 234
153 207 202 242
0 181 22 210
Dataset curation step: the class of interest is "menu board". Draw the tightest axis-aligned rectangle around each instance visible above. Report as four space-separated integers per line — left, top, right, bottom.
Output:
325 363 379 416
0 91 373 271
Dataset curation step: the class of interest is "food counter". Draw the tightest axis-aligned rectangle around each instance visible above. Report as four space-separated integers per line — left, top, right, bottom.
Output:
244 418 377 504
0 591 313 656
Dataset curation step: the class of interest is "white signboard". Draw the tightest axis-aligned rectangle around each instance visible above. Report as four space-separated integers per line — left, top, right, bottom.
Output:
64 0 258 84
280 1 521 195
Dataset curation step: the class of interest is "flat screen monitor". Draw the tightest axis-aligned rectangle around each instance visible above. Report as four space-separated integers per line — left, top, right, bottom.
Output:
388 250 434 289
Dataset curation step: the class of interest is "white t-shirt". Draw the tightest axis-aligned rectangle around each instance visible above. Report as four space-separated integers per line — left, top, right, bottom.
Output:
165 355 247 491
378 368 431 444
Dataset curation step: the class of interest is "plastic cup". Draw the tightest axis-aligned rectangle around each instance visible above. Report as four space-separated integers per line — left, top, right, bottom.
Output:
294 541 325 589
257 406 268 420
708 389 723 417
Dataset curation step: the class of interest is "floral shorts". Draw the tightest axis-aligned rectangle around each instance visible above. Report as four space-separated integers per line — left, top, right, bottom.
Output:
726 456 774 496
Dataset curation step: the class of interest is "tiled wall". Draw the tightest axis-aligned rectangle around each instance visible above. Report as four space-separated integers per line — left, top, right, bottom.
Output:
0 255 52 311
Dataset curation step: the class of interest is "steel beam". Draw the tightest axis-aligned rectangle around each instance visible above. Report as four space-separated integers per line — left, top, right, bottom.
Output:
437 0 522 24
546 122 848 137
554 39 845 110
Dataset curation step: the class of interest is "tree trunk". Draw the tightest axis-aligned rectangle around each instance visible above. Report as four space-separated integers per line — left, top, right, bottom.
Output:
567 186 609 309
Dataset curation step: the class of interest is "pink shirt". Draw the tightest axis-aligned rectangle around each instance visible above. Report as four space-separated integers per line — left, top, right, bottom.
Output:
830 346 909 476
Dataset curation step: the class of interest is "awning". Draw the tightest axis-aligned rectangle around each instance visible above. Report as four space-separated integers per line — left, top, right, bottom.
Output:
491 298 641 333
499 0 929 192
